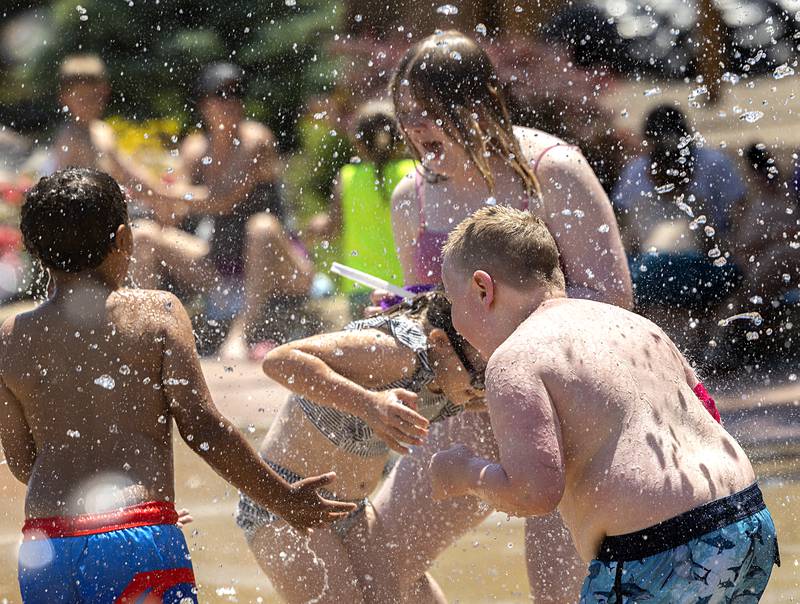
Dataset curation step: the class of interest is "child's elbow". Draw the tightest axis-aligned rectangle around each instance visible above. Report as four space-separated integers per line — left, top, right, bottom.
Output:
506 478 563 517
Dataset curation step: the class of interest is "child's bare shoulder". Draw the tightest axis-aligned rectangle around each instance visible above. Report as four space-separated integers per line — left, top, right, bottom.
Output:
107 288 187 334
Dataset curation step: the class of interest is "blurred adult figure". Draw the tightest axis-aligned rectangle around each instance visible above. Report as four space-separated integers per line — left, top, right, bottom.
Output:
52 54 196 220
612 105 746 348
131 63 314 359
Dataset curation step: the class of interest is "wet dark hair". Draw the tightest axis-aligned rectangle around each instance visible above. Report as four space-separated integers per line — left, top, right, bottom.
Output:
352 100 401 169
644 105 690 142
21 168 128 273
194 62 245 101
745 143 781 184
384 290 484 389
390 30 541 199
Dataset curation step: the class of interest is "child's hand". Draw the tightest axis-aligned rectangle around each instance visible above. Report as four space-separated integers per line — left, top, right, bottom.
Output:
430 443 474 500
277 472 358 532
364 389 429 455
176 508 194 528
364 288 391 317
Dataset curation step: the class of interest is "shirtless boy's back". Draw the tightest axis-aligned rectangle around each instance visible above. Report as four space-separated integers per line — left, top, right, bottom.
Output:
435 205 779 603
0 168 354 603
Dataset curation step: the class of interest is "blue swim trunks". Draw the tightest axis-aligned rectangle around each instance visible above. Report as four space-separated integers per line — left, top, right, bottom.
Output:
581 483 778 603
18 501 197 603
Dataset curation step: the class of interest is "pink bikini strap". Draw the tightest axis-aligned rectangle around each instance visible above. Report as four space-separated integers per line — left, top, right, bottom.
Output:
526 143 580 211
530 143 568 174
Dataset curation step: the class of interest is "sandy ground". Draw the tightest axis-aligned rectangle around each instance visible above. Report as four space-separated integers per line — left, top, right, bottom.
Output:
0 357 797 602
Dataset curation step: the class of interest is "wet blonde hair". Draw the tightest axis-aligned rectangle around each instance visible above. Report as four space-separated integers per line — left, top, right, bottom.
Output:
442 205 564 290
390 31 541 200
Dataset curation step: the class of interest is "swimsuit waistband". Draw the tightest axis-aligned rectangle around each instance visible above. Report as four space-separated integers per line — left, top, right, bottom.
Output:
597 483 765 562
22 501 178 539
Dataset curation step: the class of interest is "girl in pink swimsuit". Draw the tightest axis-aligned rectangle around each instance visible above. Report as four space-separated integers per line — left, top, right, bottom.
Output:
351 30 634 604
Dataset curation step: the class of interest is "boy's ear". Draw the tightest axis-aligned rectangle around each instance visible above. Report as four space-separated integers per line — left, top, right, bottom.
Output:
114 224 133 255
472 270 495 307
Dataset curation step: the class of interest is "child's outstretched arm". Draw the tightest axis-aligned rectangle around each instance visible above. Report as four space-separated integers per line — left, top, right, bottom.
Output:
160 293 356 530
263 330 430 454
430 353 565 517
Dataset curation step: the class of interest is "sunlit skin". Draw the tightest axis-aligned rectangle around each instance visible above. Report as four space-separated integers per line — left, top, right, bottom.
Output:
433 257 756 562
0 223 354 530
357 65 632 604
243 315 484 603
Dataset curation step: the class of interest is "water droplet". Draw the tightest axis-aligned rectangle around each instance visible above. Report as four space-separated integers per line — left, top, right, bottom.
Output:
94 375 116 390
354 13 363 22
597 224 610 233
320 240 330 250
199 442 210 451
119 365 131 375
722 72 740 85
285 0 296 5
67 429 81 438
514 5 523 12
201 155 213 165
773 63 795 79
704 226 716 237
712 257 728 267
655 183 675 194
313 111 327 120
475 23 487 35
333 348 344 357
79 14 88 21
436 4 458 15
287 376 295 384
450 51 462 61
718 312 763 327
158 415 167 424
688 86 708 101
790 374 797 382
708 247 721 258
644 87 662 97
739 111 764 123
749 295 764 305
247 424 256 433
745 331 760 341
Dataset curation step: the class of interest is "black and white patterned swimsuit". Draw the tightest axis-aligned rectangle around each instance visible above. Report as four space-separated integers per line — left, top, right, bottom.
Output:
296 314 463 458
236 314 463 540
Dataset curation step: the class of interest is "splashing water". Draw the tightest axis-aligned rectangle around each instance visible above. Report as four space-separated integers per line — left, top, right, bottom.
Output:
739 111 764 123
644 87 662 97
773 63 795 79
436 4 458 15
94 375 116 390
717 312 763 327
688 215 707 230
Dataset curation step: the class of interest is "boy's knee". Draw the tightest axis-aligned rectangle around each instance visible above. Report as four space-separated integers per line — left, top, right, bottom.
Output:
246 213 282 243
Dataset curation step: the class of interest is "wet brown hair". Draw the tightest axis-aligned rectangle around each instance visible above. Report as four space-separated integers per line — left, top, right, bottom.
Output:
442 205 565 290
390 30 541 200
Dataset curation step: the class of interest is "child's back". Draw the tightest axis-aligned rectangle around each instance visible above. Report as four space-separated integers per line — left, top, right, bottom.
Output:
2 287 185 518
0 168 354 603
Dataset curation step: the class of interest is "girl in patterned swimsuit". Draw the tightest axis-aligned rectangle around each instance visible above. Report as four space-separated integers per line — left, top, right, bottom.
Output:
236 291 485 603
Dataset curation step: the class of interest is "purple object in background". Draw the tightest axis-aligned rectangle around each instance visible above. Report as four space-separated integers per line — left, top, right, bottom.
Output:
379 283 437 310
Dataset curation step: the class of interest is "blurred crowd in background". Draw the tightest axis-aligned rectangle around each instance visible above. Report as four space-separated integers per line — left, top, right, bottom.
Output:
1 0 799 379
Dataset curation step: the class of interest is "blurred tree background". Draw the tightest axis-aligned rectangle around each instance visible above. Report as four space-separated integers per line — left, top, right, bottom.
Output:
0 0 343 148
